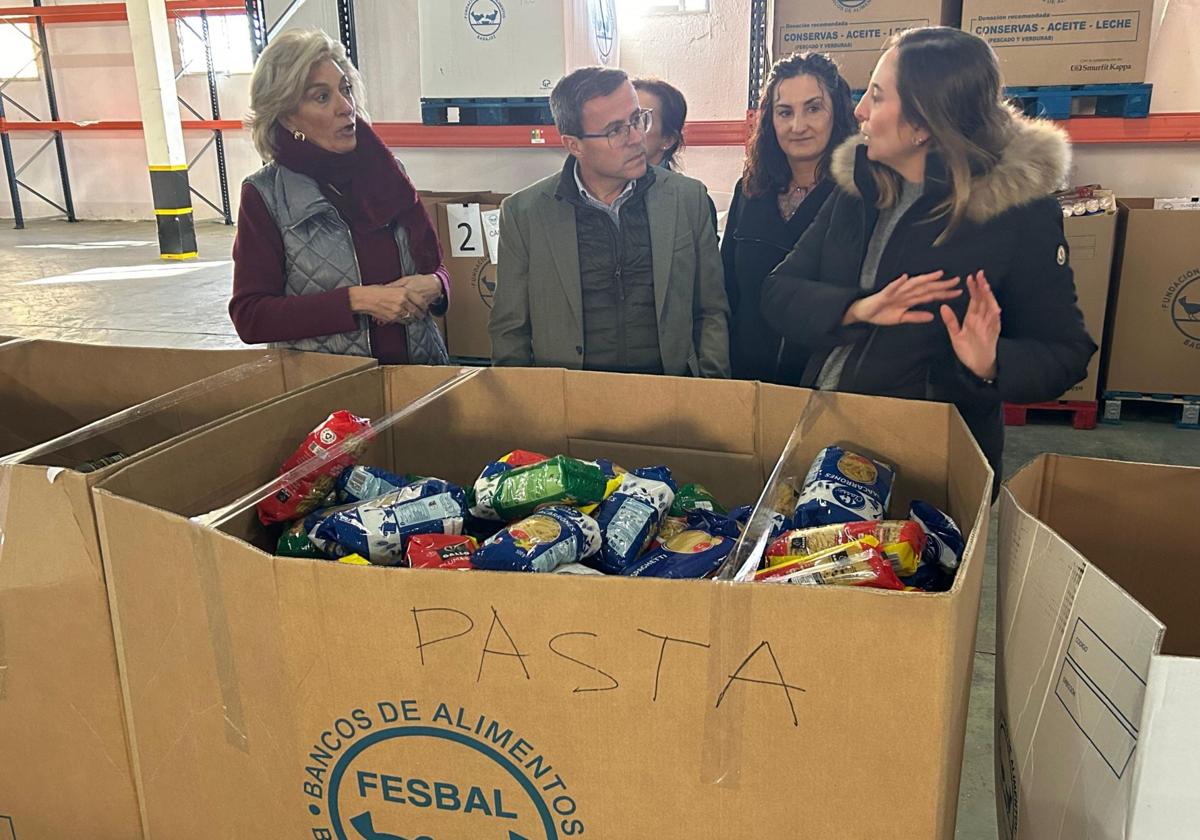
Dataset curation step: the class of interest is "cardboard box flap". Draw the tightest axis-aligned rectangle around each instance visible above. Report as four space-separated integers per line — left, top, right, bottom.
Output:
1128 655 1200 837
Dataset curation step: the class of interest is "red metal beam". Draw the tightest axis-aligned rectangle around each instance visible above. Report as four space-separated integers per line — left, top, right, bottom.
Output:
371 119 755 148
1061 113 1200 144
4 116 1199 146
0 0 244 25
0 118 242 131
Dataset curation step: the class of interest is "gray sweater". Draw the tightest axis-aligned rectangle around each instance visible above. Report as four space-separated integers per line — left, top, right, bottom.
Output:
817 178 925 390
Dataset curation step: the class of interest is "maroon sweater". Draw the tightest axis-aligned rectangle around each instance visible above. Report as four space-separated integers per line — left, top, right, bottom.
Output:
229 120 449 364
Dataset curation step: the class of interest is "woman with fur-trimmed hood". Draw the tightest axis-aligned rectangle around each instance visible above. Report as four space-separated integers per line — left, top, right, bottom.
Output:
762 27 1095 483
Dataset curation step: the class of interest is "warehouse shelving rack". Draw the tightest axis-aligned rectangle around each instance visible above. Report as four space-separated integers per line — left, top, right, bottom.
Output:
0 0 248 228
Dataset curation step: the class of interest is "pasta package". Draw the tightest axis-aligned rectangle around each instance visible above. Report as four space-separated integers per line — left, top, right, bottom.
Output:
309 478 468 565
468 450 550 519
406 534 477 570
257 410 373 525
767 520 925 576
623 510 740 579
335 465 419 505
591 467 677 574
491 455 610 521
792 447 895 527
755 537 903 590
473 506 602 573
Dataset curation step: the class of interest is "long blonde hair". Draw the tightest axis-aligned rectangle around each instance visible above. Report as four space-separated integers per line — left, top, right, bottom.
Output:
872 27 1012 245
245 29 368 161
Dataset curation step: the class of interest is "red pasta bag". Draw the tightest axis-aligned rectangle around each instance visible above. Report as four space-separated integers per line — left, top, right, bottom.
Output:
256 411 373 525
406 534 477 570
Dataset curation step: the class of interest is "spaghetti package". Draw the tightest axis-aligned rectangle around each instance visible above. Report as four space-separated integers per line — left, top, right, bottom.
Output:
623 510 740 579
755 537 903 590
767 520 925 576
591 466 677 574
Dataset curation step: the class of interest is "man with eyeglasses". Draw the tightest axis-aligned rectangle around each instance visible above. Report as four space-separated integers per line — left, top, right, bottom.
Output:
490 66 730 377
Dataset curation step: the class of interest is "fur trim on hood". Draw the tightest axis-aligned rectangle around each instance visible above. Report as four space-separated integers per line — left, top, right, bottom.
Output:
829 114 1071 223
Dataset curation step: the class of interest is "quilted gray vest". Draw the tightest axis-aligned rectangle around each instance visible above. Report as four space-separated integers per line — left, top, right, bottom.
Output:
244 162 449 364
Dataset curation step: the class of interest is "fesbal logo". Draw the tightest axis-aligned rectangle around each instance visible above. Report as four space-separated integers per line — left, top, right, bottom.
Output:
1165 267 1200 349
465 0 505 41
834 0 872 12
304 701 583 839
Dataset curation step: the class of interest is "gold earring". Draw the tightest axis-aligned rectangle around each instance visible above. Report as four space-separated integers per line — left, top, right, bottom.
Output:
292 129 306 142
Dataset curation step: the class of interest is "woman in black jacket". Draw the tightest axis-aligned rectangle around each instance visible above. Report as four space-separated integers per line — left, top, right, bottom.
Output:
722 53 857 383
761 27 1095 481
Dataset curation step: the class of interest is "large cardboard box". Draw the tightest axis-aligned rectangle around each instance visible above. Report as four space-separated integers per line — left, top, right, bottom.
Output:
772 0 962 89
1058 196 1118 402
423 191 508 361
1103 200 1200 398
0 342 371 840
997 455 1200 839
418 0 618 100
94 366 993 838
962 0 1152 86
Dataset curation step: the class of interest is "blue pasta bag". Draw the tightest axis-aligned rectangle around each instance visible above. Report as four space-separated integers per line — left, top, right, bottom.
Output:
334 465 418 505
590 468 677 574
793 447 895 527
910 500 965 572
623 510 739 579
310 478 467 565
729 504 790 539
473 506 602 573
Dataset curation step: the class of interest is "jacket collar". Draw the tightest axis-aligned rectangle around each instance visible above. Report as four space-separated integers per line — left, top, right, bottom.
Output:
829 113 1071 224
554 155 657 207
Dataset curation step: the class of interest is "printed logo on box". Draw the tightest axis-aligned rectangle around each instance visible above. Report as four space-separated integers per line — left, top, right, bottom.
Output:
474 262 497 310
834 0 872 11
997 717 1019 840
591 0 616 63
465 0 505 41
1165 268 1200 348
303 702 583 839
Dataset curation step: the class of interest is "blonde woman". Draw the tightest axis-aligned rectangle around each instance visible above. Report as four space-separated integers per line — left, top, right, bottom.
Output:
230 29 449 363
762 27 1095 483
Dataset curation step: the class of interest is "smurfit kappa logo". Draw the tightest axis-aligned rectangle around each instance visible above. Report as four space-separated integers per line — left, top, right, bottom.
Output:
834 0 872 11
303 702 584 840
466 0 505 40
1167 269 1200 347
591 0 616 63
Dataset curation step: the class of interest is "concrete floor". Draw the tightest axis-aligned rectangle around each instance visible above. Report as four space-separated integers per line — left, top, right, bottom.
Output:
3 219 1199 838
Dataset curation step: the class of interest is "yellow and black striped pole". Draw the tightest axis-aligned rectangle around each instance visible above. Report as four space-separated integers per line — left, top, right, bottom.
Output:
149 164 197 260
127 0 197 260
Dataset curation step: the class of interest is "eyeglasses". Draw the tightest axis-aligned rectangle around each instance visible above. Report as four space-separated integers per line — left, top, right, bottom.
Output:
575 108 654 147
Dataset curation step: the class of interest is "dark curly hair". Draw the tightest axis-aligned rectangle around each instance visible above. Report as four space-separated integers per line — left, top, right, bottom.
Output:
632 77 688 170
742 52 857 198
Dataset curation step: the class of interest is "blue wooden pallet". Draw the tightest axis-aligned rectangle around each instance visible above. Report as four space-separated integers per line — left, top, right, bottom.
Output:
421 97 554 126
1006 84 1152 119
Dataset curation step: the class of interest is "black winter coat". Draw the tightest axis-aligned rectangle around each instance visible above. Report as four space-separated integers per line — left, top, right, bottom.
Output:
720 177 834 383
761 117 1096 482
